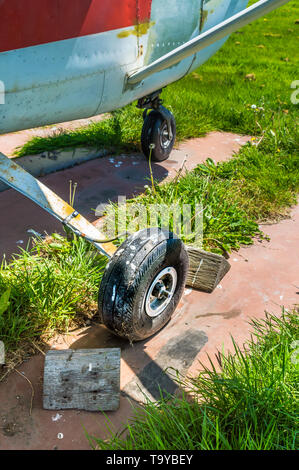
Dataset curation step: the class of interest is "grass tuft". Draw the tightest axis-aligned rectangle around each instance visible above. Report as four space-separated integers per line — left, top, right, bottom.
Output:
89 309 299 450
0 234 106 359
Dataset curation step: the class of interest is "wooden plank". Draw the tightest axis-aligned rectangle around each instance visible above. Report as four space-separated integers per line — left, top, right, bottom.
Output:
43 348 120 411
186 246 231 292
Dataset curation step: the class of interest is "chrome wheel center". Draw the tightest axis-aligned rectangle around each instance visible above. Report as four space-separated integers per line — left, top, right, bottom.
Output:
145 267 177 318
160 122 172 149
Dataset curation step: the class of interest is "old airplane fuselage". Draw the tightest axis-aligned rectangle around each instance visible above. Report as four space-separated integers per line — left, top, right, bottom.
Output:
0 0 248 135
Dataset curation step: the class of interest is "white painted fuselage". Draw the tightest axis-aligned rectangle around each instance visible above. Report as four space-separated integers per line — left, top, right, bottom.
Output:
0 0 248 135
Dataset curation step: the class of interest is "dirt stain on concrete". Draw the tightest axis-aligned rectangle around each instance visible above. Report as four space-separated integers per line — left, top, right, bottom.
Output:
1 400 33 442
196 308 242 320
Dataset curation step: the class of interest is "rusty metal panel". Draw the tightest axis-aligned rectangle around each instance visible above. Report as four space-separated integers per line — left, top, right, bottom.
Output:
99 0 202 113
127 0 249 87
127 0 289 86
100 0 251 111
189 0 249 73
142 0 203 65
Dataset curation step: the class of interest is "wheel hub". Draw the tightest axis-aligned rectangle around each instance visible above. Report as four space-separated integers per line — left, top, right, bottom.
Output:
145 267 177 318
160 122 172 149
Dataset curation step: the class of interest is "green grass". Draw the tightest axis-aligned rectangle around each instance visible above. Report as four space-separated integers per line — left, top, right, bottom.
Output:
0 233 106 356
89 309 299 450
105 119 299 254
15 1 299 157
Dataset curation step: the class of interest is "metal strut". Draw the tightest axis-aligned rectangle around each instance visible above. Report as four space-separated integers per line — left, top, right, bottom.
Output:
0 152 117 258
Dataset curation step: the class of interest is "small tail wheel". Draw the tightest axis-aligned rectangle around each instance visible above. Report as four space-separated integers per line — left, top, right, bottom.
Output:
98 228 189 341
141 109 176 162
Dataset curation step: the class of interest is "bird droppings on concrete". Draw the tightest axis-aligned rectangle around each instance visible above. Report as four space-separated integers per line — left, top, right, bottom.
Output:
52 413 62 422
184 288 192 296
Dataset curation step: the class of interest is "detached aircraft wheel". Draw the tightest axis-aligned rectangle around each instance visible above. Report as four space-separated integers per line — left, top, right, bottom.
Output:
98 228 188 341
141 110 176 162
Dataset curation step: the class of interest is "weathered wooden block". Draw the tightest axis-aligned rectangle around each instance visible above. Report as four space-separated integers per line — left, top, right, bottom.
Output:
186 246 231 292
43 348 120 411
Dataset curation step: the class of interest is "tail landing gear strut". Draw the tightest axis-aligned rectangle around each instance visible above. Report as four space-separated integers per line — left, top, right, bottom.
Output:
137 90 176 162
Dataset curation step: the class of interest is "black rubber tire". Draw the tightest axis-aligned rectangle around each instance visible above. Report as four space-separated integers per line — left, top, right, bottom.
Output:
141 110 176 162
98 228 189 341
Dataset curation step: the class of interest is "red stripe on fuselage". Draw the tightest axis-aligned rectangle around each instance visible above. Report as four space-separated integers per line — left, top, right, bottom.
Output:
0 0 153 53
